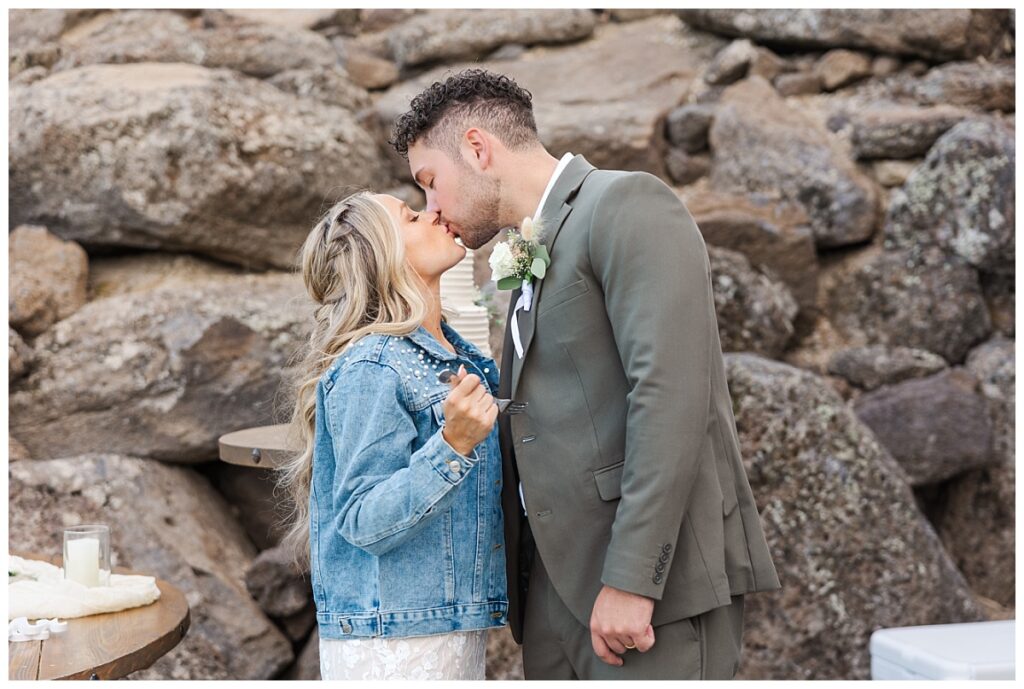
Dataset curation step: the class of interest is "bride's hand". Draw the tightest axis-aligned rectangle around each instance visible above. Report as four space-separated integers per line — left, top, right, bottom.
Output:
441 365 498 456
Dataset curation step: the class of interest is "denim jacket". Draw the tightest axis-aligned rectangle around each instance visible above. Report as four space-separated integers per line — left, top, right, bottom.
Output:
310 320 508 639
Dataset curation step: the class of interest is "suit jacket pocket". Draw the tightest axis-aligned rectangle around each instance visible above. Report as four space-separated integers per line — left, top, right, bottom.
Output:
592 459 625 501
537 278 590 317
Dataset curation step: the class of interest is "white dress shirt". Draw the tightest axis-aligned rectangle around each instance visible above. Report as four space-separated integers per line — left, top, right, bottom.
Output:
518 152 574 514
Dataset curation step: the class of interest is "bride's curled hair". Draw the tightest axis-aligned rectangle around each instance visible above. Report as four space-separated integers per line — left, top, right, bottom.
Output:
276 190 428 569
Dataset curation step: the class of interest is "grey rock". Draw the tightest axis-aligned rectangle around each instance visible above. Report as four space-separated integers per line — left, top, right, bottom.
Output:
267 65 372 113
245 544 311 618
676 9 1010 61
9 63 388 270
965 336 1015 467
980 271 1014 337
709 76 879 248
9 225 89 337
53 10 339 78
935 462 1015 607
843 105 971 160
665 103 715 153
385 9 596 67
285 627 320 680
853 368 995 484
814 49 872 91
681 185 819 324
9 328 34 381
9 272 312 462
774 71 821 97
723 354 985 680
707 246 799 359
884 118 1014 276
828 246 992 364
10 454 294 679
852 60 1015 113
334 41 400 90
665 148 711 185
704 38 759 85
827 345 947 390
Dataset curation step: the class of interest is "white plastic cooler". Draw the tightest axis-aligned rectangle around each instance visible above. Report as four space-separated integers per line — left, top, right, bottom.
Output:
869 619 1015 680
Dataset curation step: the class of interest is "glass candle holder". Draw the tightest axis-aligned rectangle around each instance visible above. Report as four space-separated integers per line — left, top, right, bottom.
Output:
63 524 111 587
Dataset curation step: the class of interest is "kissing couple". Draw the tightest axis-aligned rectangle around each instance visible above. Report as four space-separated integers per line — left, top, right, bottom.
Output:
278 68 781 681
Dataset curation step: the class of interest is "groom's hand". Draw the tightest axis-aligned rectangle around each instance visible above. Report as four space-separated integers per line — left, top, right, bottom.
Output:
589 584 656 665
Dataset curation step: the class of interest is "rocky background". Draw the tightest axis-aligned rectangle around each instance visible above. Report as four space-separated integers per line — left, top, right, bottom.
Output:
8 8 1015 680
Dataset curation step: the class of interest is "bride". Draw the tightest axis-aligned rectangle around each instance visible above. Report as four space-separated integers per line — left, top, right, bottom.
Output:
277 191 508 680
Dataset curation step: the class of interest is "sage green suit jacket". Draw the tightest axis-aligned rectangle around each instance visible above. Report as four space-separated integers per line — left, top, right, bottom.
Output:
497 154 781 645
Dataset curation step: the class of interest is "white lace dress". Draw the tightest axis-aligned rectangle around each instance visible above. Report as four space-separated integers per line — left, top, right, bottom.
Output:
319 629 488 680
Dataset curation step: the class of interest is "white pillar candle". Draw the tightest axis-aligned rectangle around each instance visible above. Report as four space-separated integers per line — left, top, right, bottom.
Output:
65 537 101 587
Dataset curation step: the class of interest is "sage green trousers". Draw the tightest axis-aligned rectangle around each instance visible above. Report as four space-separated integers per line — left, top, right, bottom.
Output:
522 550 745 680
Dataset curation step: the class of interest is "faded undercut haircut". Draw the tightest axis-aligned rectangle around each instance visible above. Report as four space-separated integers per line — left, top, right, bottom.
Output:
389 69 540 160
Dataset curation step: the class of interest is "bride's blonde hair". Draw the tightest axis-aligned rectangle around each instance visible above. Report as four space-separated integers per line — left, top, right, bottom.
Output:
276 190 429 569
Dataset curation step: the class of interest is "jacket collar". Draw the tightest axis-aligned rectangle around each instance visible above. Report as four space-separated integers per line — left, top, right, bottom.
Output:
404 320 487 363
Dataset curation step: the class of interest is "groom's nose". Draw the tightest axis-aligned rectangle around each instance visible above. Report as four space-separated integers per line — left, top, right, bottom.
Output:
425 194 440 214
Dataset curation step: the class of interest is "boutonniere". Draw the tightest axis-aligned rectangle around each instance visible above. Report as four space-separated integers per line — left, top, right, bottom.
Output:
489 216 551 291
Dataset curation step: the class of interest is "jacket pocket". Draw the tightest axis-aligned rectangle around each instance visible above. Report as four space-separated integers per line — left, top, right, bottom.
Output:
592 459 625 501
538 278 590 317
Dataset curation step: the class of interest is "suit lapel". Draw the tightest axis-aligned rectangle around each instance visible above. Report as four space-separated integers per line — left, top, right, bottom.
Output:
509 155 596 398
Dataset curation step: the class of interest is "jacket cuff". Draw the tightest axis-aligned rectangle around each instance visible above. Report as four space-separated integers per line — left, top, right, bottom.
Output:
428 428 479 483
600 542 676 601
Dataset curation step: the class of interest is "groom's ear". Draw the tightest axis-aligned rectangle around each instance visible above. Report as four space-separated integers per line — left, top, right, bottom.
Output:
462 128 493 172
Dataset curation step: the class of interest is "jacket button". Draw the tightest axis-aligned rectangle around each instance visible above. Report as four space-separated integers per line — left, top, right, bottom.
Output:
653 574 663 584
491 612 503 619
659 553 669 563
655 562 665 573
662 543 672 553
341 621 352 633
448 460 462 473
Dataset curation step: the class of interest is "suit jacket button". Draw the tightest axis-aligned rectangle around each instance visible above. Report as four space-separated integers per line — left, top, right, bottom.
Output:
653 574 663 584
662 543 672 553
659 553 669 563
655 562 665 573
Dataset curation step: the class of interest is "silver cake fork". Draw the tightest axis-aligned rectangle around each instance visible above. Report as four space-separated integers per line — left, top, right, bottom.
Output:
437 369 528 415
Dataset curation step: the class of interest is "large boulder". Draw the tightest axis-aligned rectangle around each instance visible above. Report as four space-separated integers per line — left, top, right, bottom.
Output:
9 225 89 337
707 246 799 358
9 62 389 270
709 76 879 248
884 118 1015 276
850 60 1015 113
9 272 311 462
9 454 294 679
377 16 726 177
852 368 996 485
676 9 1010 61
382 9 597 67
826 246 991 364
52 9 339 78
724 354 986 680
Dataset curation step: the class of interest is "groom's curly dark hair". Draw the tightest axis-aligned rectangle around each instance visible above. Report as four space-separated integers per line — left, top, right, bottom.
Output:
389 69 539 160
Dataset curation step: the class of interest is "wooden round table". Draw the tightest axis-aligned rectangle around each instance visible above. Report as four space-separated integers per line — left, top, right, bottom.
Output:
8 552 190 680
218 423 299 469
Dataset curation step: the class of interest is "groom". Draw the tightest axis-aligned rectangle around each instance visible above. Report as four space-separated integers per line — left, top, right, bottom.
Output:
391 69 781 680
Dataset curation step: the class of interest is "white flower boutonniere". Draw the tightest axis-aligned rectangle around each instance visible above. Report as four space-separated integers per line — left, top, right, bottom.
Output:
488 216 551 291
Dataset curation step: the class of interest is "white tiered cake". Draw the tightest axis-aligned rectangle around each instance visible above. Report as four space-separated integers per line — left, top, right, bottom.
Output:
439 248 492 357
